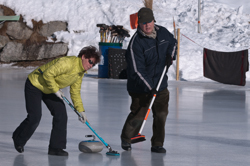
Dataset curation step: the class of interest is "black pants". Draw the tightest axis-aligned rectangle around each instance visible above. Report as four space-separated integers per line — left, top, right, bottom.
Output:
12 78 67 149
121 88 169 147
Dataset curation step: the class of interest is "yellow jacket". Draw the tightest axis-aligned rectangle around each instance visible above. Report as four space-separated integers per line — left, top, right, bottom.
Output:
28 56 86 112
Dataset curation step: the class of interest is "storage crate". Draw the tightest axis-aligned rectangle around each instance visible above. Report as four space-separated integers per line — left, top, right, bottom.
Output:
108 48 127 79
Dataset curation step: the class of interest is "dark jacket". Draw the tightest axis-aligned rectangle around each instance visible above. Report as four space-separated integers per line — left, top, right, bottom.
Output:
126 24 177 93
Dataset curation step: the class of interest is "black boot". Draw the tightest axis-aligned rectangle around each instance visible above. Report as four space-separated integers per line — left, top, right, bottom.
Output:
13 139 24 153
121 139 131 151
151 146 166 153
14 142 24 153
48 147 68 156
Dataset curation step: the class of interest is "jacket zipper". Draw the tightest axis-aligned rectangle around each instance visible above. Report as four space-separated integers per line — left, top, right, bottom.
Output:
153 38 160 86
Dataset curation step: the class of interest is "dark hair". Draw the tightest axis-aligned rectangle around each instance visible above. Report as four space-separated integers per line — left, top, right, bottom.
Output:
78 45 101 63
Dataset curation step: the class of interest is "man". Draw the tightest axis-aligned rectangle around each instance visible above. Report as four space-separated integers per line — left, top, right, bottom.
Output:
121 7 177 153
12 46 100 156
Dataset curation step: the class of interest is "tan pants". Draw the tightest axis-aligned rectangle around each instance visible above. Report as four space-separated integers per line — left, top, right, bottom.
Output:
121 88 169 147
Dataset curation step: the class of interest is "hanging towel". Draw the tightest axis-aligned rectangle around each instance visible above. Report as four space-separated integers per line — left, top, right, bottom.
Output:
203 48 249 86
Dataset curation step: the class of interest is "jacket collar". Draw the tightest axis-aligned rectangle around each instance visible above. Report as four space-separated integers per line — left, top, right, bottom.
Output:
78 57 87 73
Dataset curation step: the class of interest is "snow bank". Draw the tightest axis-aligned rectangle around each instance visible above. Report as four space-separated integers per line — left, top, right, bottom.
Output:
0 0 249 81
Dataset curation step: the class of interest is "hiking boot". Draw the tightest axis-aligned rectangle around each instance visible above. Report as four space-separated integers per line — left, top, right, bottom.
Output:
48 147 68 156
121 139 131 151
13 140 24 153
151 146 166 153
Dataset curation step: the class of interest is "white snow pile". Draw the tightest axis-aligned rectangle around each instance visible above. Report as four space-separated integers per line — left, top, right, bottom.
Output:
0 0 249 81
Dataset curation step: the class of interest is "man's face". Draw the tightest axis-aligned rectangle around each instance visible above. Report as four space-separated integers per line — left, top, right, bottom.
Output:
139 20 154 35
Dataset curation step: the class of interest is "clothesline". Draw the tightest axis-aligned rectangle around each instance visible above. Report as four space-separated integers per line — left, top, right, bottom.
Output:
181 33 204 48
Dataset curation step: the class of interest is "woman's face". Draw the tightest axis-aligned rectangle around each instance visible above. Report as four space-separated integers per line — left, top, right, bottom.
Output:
81 55 96 71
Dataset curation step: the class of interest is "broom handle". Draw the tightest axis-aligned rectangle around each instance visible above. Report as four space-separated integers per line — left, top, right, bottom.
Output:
61 96 109 147
138 65 168 135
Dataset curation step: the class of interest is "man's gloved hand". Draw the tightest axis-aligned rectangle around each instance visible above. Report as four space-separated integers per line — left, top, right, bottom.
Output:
166 54 173 69
55 90 63 100
150 88 158 97
79 111 89 124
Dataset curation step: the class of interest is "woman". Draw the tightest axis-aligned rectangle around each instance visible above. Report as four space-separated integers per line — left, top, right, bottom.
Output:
12 45 100 156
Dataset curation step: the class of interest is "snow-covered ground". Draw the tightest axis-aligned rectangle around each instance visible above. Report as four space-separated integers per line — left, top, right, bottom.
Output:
0 0 250 81
213 0 250 14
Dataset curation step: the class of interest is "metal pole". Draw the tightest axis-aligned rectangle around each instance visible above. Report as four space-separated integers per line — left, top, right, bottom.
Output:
176 28 180 81
173 17 176 39
198 0 201 33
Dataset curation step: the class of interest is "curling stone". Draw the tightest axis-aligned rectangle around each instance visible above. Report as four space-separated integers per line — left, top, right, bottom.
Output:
79 135 103 153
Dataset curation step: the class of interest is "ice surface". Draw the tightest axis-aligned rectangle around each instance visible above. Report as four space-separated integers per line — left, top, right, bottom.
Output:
1 67 250 166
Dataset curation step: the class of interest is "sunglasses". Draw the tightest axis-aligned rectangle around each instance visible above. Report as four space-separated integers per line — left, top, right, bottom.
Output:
88 59 95 66
142 20 153 25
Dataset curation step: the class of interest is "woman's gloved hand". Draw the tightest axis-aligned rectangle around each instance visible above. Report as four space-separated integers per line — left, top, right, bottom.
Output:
79 111 89 124
55 90 64 100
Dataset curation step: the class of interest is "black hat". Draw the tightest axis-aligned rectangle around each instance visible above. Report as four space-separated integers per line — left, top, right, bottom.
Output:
138 7 155 23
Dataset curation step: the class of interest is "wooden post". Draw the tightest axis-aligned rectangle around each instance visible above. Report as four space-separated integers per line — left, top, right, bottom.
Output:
176 29 180 81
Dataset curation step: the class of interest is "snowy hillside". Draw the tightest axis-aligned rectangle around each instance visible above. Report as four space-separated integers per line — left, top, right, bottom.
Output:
0 0 249 81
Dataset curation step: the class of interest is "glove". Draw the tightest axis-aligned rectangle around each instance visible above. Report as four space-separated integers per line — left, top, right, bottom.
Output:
55 90 63 100
166 54 173 69
79 111 89 124
150 88 158 97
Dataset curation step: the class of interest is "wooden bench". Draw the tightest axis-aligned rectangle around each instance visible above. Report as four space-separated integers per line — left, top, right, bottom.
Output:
0 15 20 24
